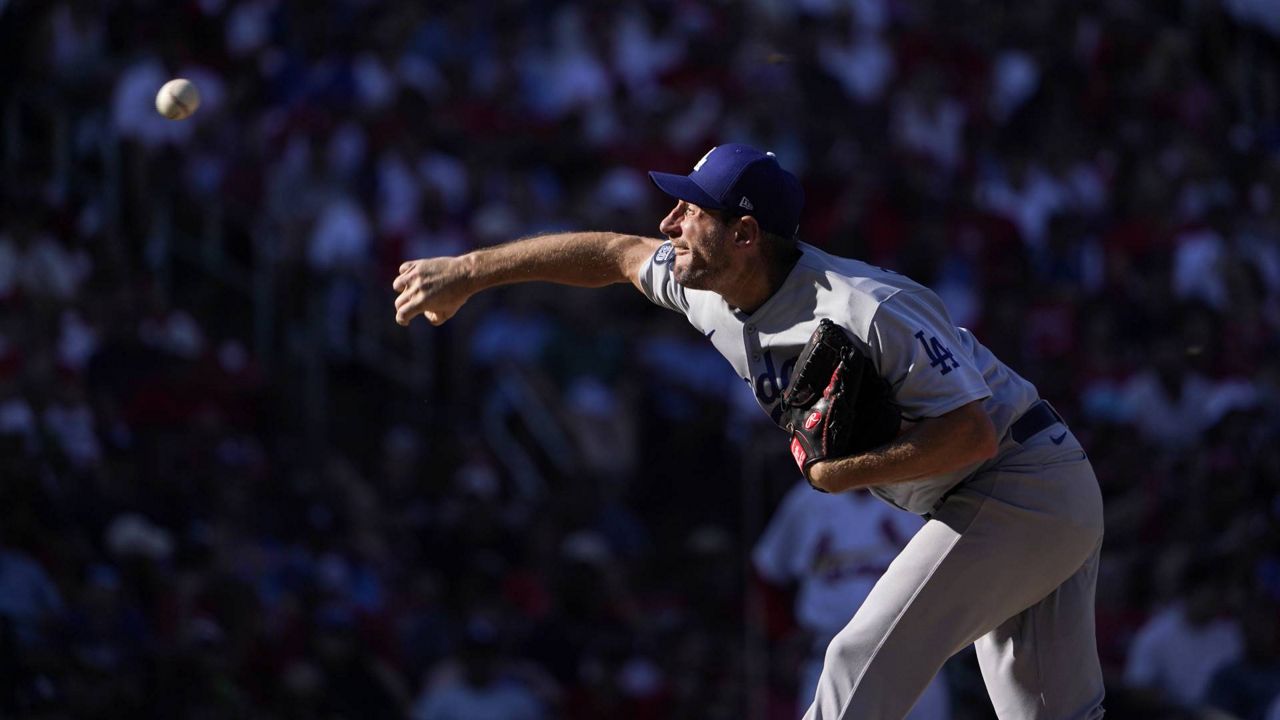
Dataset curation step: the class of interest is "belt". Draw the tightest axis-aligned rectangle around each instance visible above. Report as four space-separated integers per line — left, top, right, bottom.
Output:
923 399 1065 520
924 400 1066 520
1009 399 1063 444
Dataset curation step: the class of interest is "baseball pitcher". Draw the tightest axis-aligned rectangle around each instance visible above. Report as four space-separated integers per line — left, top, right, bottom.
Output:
393 144 1106 719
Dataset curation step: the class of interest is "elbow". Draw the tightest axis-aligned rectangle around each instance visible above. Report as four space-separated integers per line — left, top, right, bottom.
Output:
969 412 999 463
805 461 839 494
946 400 999 467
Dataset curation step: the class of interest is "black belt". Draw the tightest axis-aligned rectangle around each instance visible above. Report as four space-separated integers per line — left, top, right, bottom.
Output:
1010 399 1063 443
924 400 1066 520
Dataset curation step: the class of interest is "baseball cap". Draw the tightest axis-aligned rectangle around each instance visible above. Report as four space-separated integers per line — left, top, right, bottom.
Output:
649 143 805 239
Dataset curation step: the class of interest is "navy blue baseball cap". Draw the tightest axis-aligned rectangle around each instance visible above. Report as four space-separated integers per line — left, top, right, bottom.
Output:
649 143 805 239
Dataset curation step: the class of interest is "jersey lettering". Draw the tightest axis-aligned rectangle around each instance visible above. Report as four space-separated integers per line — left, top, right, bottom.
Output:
809 533 894 584
915 330 960 375
654 243 675 264
754 350 797 424
754 351 797 403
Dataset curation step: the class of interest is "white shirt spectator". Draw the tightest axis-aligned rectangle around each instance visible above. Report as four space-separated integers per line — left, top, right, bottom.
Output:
978 162 1067 250
354 51 398 112
892 89 967 173
21 233 90 302
755 485 923 636
0 392 38 453
1117 370 1219 446
0 547 64 647
326 121 368 180
1063 160 1110 218
225 0 275 58
411 679 543 720
418 152 470 215
989 50 1040 123
138 308 205 359
376 151 421 235
1224 0 1280 38
113 58 176 147
43 398 101 469
307 196 372 271
1173 227 1229 310
520 7 611 119
48 1 105 78
612 5 684 99
1124 603 1244 707
820 31 896 104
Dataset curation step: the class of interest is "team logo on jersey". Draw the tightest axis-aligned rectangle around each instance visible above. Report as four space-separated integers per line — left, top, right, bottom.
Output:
754 350 798 425
914 330 960 375
654 243 675 264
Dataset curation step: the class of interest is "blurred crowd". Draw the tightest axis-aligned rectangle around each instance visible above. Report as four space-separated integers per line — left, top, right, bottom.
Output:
2 0 1280 718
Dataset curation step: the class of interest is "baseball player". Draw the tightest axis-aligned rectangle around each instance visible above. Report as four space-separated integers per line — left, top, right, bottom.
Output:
753 484 951 719
393 144 1106 719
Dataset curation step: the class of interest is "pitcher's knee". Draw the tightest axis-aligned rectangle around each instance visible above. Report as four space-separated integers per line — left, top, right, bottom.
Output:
822 626 879 680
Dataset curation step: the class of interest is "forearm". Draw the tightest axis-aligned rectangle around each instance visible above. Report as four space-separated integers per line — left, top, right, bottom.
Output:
394 231 659 326
808 401 997 493
460 232 654 292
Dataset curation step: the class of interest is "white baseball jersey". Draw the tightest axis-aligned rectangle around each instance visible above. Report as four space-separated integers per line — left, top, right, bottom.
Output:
638 241 1040 515
753 484 923 635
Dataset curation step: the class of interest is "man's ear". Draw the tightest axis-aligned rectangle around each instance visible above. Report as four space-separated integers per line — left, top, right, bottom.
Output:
734 216 762 247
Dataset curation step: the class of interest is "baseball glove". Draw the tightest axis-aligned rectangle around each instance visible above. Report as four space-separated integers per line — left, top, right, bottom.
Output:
783 319 900 487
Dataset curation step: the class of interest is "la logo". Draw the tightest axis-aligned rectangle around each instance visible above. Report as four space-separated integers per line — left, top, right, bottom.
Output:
694 147 716 172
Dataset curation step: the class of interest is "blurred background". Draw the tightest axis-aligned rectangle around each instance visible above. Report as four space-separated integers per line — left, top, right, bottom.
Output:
2 0 1279 718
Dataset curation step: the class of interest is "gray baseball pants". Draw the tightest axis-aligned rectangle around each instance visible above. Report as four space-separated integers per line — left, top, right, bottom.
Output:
803 425 1106 720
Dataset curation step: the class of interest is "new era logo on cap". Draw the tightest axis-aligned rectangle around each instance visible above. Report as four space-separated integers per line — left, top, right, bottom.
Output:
649 143 805 239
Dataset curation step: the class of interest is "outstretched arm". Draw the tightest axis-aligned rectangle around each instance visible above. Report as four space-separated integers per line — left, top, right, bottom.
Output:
393 232 662 326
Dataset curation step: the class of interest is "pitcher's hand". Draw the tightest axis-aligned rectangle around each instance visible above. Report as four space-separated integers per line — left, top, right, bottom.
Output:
393 257 472 326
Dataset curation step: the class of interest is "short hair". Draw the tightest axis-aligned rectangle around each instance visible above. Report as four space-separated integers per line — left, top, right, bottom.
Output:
705 208 798 261
759 228 798 261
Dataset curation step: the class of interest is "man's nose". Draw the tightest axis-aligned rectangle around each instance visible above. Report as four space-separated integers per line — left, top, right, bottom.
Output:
659 209 681 238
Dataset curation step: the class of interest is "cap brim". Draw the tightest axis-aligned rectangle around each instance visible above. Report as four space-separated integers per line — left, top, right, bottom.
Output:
648 171 725 210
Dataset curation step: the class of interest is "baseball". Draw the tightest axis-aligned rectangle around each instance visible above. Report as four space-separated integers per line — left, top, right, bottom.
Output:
155 78 200 120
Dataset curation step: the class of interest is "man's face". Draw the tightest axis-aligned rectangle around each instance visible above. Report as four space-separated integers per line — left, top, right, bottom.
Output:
658 200 734 289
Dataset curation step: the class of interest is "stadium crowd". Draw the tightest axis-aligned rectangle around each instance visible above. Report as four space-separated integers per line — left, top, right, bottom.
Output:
2 0 1279 718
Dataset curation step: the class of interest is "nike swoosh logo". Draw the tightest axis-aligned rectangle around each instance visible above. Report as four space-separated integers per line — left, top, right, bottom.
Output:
705 330 715 339
1051 431 1067 445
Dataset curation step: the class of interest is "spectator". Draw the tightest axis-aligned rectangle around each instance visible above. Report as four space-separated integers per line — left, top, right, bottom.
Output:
1124 556 1245 708
1205 598 1280 720
412 617 546 720
0 526 64 650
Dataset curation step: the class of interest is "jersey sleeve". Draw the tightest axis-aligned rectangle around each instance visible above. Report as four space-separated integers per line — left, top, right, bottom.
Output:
636 241 691 314
866 290 992 420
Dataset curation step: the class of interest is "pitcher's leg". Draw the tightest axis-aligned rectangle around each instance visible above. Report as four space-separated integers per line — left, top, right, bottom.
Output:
975 541 1105 720
803 520 967 720
804 466 1103 720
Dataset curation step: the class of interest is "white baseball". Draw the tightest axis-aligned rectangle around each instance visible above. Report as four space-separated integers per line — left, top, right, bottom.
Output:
155 78 201 120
